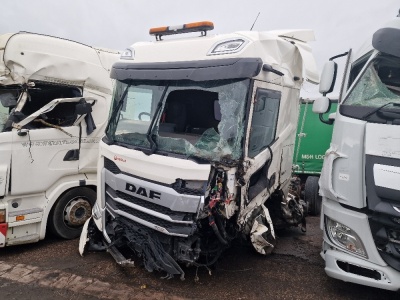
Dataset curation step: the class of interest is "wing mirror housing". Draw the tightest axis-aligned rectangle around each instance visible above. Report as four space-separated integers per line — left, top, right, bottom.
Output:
313 96 334 125
313 96 330 114
319 61 337 95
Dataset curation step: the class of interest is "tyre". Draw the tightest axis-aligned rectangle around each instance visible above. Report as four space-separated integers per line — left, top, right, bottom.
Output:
48 187 96 239
304 176 322 216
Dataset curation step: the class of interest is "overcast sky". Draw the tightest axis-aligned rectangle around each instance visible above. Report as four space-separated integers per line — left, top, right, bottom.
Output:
1 1 399 96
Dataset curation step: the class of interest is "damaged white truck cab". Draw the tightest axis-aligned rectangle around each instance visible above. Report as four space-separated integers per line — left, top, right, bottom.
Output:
314 14 400 291
81 22 319 279
0 32 120 247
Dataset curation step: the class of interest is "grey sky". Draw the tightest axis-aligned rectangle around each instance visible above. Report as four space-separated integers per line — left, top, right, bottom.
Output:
1 0 399 96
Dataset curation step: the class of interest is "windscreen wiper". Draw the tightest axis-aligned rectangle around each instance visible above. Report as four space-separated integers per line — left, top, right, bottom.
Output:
105 85 130 140
362 102 400 120
146 85 169 155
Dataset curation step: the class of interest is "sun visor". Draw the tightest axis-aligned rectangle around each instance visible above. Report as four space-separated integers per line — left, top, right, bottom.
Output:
110 57 263 81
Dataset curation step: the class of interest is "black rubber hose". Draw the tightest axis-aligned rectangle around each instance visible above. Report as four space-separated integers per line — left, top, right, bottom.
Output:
215 213 229 240
208 214 228 245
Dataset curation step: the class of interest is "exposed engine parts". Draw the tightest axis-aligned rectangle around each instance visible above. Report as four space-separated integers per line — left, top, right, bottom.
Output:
83 165 309 280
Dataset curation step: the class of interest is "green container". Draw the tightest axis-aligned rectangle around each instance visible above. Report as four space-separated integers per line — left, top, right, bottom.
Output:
293 99 337 175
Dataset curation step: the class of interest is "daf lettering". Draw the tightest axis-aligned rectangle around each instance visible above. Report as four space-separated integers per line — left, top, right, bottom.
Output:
125 183 161 200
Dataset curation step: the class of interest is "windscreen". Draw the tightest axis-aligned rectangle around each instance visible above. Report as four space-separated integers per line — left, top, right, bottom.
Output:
105 79 250 162
341 54 400 122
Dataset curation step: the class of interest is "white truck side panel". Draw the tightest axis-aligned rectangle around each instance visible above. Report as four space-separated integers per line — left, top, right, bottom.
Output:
0 32 120 246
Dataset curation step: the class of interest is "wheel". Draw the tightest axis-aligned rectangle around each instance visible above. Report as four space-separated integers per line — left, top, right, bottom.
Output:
304 176 322 216
48 187 96 239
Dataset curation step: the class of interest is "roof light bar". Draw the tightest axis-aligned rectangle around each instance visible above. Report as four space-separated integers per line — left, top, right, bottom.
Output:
149 21 214 40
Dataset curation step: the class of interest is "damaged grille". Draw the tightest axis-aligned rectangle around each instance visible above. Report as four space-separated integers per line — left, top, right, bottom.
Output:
170 185 204 196
103 160 203 239
370 216 400 271
113 202 193 235
105 157 204 196
116 190 188 219
106 187 196 237
366 156 400 271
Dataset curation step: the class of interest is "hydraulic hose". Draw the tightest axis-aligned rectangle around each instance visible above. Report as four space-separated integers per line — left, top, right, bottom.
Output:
208 214 228 246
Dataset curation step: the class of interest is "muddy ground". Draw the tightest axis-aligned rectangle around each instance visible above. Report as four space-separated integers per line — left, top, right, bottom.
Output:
0 216 397 299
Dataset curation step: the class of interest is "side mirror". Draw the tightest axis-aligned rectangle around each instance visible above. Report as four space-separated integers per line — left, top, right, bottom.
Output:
313 96 330 114
75 99 92 115
319 61 337 95
313 96 334 125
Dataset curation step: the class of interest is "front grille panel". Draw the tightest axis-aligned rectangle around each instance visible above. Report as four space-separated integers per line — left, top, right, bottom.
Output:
105 185 196 237
370 216 400 271
109 199 194 236
365 155 400 271
170 186 204 196
115 190 188 220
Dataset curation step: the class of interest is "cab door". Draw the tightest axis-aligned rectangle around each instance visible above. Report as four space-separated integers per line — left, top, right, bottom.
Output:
0 90 17 197
10 97 90 196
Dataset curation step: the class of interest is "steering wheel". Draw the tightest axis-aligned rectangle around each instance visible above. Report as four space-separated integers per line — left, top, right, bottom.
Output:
138 112 151 121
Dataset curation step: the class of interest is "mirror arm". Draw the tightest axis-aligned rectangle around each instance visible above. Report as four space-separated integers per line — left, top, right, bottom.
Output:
319 113 334 125
329 51 349 61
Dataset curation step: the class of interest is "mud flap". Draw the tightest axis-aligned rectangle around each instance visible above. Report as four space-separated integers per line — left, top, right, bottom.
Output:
250 204 276 255
0 223 7 247
78 217 91 256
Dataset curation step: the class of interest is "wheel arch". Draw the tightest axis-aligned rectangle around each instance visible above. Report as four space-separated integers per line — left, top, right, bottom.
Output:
40 174 97 239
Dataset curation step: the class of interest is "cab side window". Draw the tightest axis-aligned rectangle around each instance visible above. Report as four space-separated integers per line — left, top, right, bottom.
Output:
248 89 281 158
21 84 82 128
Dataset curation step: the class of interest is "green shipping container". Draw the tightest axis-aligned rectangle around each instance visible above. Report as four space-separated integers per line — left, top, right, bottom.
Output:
293 99 338 175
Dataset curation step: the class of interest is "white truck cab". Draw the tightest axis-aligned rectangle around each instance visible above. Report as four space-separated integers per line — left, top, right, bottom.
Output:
0 32 120 246
314 14 400 291
81 21 319 279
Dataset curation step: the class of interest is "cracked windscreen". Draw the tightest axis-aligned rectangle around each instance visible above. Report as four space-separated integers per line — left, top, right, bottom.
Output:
106 79 250 162
342 54 400 120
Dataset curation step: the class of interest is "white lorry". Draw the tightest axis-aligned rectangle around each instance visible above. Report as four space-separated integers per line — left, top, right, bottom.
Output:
0 32 120 247
80 21 319 279
313 13 400 291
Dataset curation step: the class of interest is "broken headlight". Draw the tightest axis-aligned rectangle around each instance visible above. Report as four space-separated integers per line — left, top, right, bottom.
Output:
325 216 367 258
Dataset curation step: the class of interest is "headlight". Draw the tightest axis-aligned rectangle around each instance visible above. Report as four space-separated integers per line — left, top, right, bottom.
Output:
120 48 134 60
208 39 247 55
325 216 367 258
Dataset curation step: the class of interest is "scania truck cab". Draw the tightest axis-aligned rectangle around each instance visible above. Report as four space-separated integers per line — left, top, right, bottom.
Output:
0 32 119 247
81 21 319 279
314 14 400 291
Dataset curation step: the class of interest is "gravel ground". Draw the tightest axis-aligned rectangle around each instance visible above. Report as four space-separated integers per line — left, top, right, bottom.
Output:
0 216 398 299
